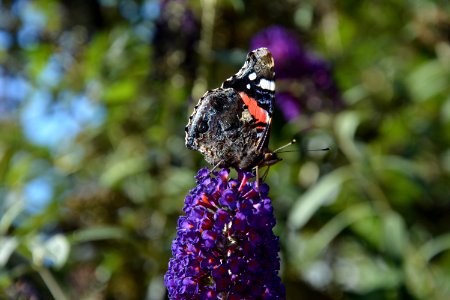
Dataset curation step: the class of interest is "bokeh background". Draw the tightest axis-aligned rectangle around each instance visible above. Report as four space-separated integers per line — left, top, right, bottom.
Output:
1 0 450 299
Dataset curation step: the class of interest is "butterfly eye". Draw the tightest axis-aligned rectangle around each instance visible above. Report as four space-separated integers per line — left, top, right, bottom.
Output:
197 118 209 134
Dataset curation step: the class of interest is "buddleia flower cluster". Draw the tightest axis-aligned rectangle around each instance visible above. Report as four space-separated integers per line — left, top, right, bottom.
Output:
164 168 285 299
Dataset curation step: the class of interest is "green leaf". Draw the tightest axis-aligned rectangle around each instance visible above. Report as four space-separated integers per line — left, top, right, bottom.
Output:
302 203 375 263
371 155 422 176
102 79 139 104
420 233 450 262
0 237 18 267
404 246 442 299
100 156 149 187
0 197 24 235
335 111 363 161
382 212 407 258
228 0 245 12
84 33 109 80
288 166 352 230
334 240 402 293
350 215 383 249
69 226 128 244
25 45 53 80
406 60 449 102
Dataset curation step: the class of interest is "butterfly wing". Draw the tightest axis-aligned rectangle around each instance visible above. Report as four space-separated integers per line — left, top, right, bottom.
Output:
221 48 275 153
185 48 277 170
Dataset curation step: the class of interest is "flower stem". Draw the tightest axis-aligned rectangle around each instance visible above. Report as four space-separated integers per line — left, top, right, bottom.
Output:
36 266 69 300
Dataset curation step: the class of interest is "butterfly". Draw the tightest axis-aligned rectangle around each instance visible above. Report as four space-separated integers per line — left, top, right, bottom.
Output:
185 47 280 172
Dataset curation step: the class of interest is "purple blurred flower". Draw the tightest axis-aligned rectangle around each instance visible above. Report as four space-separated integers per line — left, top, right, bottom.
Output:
165 168 285 299
250 26 308 80
6 279 41 300
250 26 343 120
276 92 302 121
158 0 198 34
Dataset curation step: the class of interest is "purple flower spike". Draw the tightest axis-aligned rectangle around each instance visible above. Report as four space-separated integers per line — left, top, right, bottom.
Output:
165 168 285 299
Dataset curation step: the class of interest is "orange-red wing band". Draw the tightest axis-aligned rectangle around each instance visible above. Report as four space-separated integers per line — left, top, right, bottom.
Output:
239 92 270 125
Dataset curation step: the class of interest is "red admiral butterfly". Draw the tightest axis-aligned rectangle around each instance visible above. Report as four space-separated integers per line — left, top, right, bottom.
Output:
185 47 280 171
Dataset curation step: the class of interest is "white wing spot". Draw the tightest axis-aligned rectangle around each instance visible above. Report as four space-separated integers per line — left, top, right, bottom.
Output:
259 78 275 91
246 83 251 89
248 72 257 81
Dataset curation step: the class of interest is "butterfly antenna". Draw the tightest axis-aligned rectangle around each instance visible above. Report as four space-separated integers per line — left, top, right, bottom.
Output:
273 139 296 153
307 147 330 152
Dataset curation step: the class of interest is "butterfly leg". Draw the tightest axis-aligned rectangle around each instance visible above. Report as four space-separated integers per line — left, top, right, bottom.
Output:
210 161 223 173
255 166 260 191
261 166 271 181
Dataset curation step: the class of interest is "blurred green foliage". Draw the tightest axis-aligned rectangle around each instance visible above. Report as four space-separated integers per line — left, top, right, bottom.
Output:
1 0 450 299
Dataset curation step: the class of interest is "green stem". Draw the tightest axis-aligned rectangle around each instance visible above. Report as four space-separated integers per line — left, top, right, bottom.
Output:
192 0 217 99
36 266 69 300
